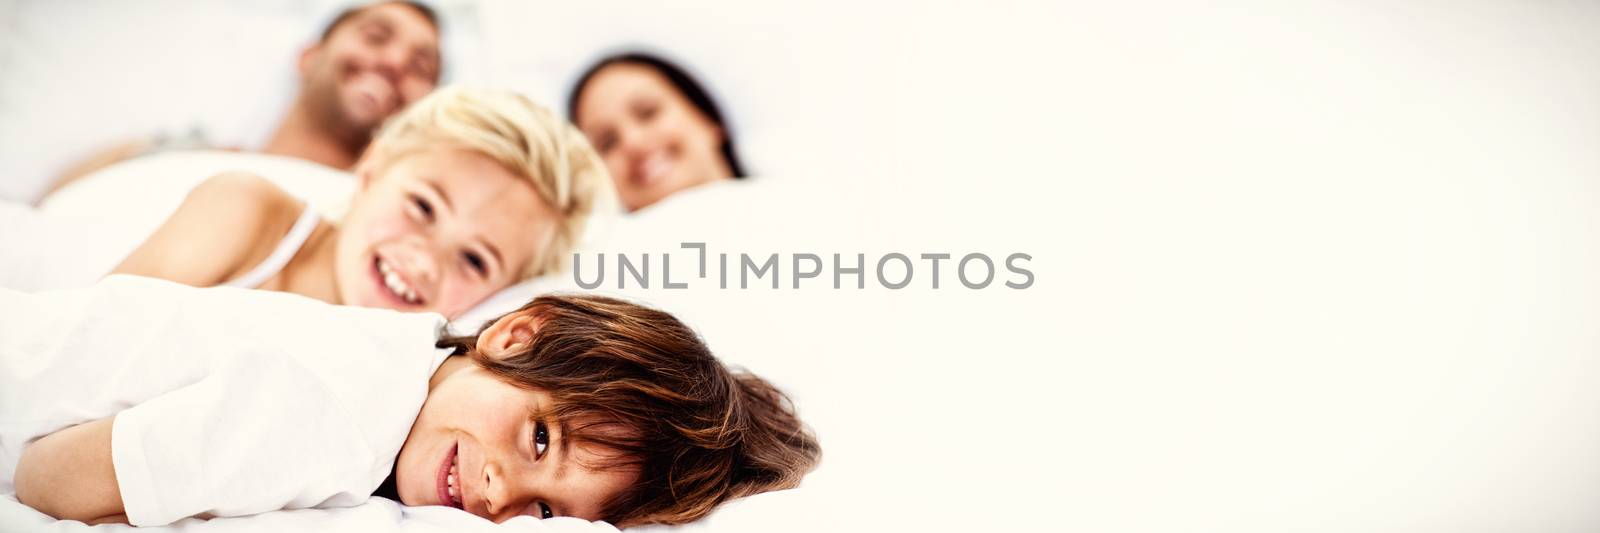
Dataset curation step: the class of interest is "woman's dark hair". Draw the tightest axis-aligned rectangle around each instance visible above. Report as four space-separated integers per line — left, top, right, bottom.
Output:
567 52 748 178
436 293 818 526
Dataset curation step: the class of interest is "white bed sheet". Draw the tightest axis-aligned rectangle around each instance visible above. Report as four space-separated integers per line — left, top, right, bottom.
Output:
0 488 824 533
0 495 618 533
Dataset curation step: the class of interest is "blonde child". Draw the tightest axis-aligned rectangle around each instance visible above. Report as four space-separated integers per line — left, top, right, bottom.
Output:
112 86 606 318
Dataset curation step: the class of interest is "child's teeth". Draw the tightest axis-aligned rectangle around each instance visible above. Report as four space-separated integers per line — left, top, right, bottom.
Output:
379 260 418 303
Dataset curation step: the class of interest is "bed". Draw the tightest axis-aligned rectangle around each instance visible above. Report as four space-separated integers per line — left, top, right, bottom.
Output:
0 486 826 533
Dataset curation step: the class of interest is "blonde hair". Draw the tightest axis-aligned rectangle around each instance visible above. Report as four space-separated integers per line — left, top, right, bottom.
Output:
363 86 609 279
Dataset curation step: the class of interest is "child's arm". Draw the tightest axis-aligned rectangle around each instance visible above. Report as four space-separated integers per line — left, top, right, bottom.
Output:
110 172 293 286
13 416 129 524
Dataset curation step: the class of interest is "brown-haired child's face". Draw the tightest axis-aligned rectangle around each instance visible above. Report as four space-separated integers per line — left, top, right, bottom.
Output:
393 313 635 521
334 147 556 318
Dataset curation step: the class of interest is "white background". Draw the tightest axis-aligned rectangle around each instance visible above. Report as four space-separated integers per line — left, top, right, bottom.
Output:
3 1 1600 531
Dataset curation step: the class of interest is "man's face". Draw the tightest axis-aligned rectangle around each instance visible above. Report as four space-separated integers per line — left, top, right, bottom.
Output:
299 2 441 139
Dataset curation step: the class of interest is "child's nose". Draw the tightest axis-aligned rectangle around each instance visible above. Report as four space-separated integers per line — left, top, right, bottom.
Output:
392 245 440 286
481 463 505 518
481 462 534 522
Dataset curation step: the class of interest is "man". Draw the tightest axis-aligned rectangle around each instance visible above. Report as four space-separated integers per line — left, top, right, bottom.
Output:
44 1 442 195
268 1 442 170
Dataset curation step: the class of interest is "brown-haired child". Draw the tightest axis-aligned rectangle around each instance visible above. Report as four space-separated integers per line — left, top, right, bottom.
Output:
3 275 818 527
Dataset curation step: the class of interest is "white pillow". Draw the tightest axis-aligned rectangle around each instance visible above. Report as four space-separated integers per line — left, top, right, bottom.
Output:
0 1 307 203
0 0 489 205
446 179 764 332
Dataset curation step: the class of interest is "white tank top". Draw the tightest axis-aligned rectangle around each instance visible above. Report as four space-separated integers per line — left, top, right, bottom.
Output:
222 204 321 289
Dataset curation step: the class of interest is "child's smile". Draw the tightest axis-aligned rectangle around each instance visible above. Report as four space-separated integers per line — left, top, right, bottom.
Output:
375 253 425 306
395 354 634 522
436 442 462 509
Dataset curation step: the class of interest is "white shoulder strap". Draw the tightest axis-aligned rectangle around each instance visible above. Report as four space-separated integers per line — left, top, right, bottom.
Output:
222 203 321 289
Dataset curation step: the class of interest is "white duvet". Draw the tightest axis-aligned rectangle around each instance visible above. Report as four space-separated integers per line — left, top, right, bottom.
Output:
1 488 822 533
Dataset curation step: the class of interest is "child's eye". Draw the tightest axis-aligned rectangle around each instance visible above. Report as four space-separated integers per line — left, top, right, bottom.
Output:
533 421 549 458
410 195 434 221
538 502 553 519
463 251 487 276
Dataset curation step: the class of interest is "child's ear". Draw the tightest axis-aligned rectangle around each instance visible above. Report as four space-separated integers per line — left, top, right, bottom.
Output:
477 311 541 358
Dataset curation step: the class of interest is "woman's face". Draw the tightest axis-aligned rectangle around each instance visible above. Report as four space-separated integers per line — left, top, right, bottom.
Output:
334 147 555 318
394 316 635 522
576 63 733 211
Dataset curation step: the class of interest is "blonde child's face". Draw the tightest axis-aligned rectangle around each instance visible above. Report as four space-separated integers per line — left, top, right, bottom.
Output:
394 314 635 521
335 147 556 318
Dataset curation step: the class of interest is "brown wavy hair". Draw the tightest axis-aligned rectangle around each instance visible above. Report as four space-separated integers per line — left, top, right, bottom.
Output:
436 294 820 526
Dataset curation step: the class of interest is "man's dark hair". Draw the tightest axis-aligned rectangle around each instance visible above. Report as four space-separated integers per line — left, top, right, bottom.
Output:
319 1 440 42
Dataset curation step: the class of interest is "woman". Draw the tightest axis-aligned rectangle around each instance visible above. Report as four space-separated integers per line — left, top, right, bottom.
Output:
568 52 746 212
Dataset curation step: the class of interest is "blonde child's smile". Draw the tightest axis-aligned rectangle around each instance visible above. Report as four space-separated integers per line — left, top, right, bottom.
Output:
375 254 423 306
